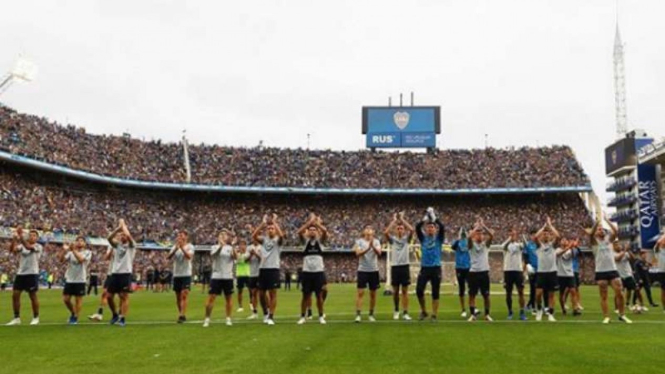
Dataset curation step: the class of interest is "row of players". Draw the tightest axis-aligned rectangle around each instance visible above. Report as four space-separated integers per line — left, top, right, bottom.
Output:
5 209 665 326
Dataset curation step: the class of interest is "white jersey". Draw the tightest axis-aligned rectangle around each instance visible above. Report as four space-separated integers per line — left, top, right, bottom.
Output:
111 243 136 274
357 238 380 272
17 244 43 275
64 249 92 283
502 241 523 272
389 235 410 267
556 249 574 277
592 237 617 273
615 252 633 278
537 242 557 273
469 242 490 272
169 244 194 277
248 244 262 277
211 244 234 280
260 236 282 270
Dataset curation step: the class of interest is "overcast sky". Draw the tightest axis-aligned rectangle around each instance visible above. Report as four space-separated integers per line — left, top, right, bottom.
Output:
1 0 664 202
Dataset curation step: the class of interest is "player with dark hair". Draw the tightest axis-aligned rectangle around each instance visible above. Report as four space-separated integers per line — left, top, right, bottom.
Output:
297 213 329 325
452 227 470 318
385 212 414 321
246 230 262 320
467 219 493 322
6 227 42 326
584 215 631 324
253 214 286 326
556 237 578 316
58 236 92 325
633 250 658 309
204 230 237 327
414 208 444 322
534 217 559 322
104 219 137 327
167 230 194 323
501 228 527 321
353 224 382 323
235 239 251 313
88 246 114 322
614 242 638 314
654 232 665 312
523 228 539 313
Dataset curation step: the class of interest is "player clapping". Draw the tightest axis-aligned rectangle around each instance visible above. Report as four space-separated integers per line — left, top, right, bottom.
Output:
58 237 92 325
385 212 414 321
167 230 194 323
297 213 329 325
414 208 444 322
204 230 237 327
353 225 382 322
253 214 286 326
6 227 42 326
105 218 137 327
501 228 527 321
467 218 493 322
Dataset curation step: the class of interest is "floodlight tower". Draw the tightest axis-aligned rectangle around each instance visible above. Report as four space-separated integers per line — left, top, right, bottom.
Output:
0 56 38 97
613 16 628 138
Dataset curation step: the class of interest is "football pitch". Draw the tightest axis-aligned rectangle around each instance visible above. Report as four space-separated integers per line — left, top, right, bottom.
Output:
1 284 664 374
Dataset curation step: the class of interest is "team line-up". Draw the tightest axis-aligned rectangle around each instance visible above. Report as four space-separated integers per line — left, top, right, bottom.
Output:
5 208 665 327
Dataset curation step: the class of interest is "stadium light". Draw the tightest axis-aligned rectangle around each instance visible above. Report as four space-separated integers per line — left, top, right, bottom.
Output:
0 56 38 97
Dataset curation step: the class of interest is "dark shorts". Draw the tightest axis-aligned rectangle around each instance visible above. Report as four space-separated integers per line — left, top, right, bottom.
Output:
209 279 234 296
202 271 212 284
173 276 192 292
504 271 524 290
63 283 86 296
236 276 249 290
416 266 442 300
301 272 326 295
536 272 558 292
108 273 133 294
357 271 380 291
455 268 469 296
391 265 411 287
595 271 620 282
468 271 490 297
248 276 259 289
655 273 665 289
13 274 39 292
574 272 581 288
103 276 112 289
621 276 637 291
258 269 281 290
557 276 575 290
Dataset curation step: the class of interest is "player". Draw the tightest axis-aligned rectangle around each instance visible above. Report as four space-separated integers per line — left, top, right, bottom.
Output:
88 246 114 321
414 208 444 322
296 213 329 325
167 230 194 323
235 239 251 313
384 212 414 321
654 232 665 312
203 230 237 327
523 228 539 314
633 250 658 309
451 227 470 318
467 219 493 322
104 218 137 327
59 237 92 325
534 217 559 322
6 227 43 326
246 232 263 320
501 228 527 321
614 242 638 313
556 237 578 316
253 214 286 326
585 215 632 324
353 225 382 323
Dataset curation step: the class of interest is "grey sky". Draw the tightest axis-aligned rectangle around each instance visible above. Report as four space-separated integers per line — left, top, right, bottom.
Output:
1 0 664 203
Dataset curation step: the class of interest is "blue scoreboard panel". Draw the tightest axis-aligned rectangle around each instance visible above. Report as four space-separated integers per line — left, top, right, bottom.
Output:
362 106 440 148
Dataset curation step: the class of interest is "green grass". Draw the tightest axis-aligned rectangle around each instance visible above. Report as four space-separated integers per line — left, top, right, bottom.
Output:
1 284 664 374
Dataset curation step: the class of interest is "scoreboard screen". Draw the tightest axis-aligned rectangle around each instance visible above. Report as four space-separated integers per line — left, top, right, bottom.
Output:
362 106 440 148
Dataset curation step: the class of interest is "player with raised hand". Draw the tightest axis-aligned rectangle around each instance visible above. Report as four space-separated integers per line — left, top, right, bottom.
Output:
253 213 286 326
501 228 527 321
534 216 560 322
58 236 92 325
584 215 632 324
204 230 237 327
467 218 494 322
297 213 329 325
451 227 471 318
414 207 444 322
353 224 382 323
652 231 665 312
384 211 414 321
246 225 263 320
614 242 638 314
104 218 137 327
6 226 43 326
167 230 194 324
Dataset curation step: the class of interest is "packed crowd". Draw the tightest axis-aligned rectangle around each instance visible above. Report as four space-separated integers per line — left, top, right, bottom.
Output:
0 105 589 189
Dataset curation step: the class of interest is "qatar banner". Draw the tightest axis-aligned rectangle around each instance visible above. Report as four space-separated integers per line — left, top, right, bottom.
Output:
637 164 661 249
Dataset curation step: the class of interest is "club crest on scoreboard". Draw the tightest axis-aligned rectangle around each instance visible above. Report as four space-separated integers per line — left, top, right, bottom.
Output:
393 111 410 130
